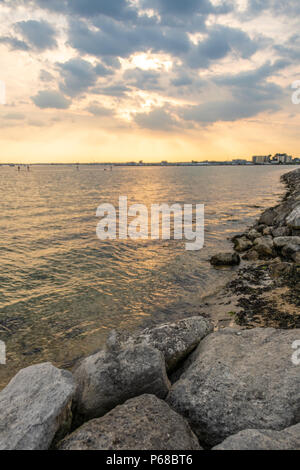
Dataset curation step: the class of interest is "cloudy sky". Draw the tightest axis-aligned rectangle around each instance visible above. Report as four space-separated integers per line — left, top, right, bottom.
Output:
0 0 299 163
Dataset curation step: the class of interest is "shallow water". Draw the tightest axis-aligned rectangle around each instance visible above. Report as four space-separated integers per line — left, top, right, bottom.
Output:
0 164 296 388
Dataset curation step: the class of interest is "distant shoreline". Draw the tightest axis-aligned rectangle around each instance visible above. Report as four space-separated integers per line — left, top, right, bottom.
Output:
1 162 300 167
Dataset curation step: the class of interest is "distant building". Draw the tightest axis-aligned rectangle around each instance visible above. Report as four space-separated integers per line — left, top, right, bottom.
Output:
252 155 271 164
272 153 293 164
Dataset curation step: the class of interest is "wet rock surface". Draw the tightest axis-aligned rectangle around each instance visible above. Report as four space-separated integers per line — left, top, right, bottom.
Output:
210 252 240 266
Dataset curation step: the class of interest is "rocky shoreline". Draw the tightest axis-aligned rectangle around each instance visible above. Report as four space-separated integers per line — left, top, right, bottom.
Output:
0 169 299 450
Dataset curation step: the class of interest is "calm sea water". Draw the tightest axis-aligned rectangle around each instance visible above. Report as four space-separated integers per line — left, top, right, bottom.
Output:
0 164 296 388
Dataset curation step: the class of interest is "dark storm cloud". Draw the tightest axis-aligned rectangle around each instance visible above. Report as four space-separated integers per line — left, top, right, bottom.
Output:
16 20 57 50
32 90 71 109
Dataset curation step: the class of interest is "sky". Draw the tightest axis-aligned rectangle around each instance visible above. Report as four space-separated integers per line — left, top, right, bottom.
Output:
0 0 299 163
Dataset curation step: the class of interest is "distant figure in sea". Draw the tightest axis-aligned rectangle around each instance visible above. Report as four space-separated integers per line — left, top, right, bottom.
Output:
27 165 30 171
17 166 20 172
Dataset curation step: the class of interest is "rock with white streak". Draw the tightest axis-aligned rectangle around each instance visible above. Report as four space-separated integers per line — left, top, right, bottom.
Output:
126 316 213 372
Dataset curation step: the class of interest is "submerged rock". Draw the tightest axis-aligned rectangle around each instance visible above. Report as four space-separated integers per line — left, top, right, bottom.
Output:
58 394 201 450
0 363 76 450
213 423 300 450
210 252 240 266
167 328 300 447
126 316 213 372
73 343 170 425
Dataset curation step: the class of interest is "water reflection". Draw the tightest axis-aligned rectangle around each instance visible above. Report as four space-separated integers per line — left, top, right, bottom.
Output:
0 164 295 388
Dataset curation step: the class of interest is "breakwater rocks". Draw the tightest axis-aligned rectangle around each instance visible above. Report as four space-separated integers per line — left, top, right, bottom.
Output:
0 316 299 450
210 168 300 329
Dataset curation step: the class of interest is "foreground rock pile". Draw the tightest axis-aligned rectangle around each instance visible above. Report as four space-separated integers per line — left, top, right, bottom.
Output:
0 315 299 450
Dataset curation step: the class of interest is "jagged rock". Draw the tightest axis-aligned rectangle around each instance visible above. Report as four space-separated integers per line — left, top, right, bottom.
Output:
213 423 300 450
253 236 274 258
234 236 253 253
259 208 277 226
242 249 259 261
286 206 300 229
210 252 240 266
0 363 76 450
263 226 273 236
256 224 267 233
292 252 300 263
73 343 170 425
281 243 300 260
246 229 261 241
272 226 291 238
269 262 293 278
58 394 201 450
273 236 300 249
126 317 213 372
167 328 300 447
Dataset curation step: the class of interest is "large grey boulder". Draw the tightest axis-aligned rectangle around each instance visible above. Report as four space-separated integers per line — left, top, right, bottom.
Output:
0 363 76 450
167 328 300 447
286 206 300 229
58 394 201 450
210 252 240 266
73 343 170 424
126 317 213 372
213 423 300 450
273 236 300 249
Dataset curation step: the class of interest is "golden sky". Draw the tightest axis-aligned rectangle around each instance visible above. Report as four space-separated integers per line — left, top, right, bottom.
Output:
0 0 299 163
